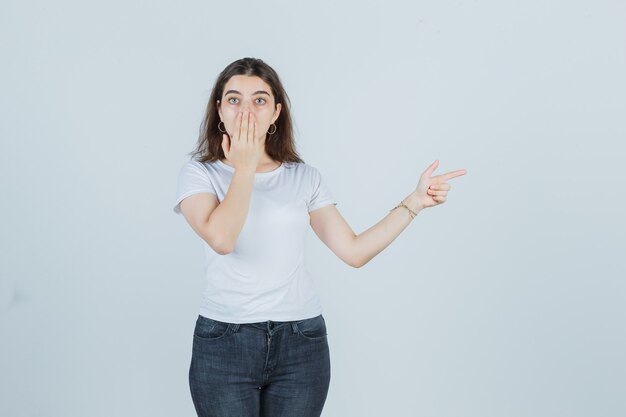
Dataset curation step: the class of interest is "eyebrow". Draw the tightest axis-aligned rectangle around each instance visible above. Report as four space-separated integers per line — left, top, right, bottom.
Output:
224 89 271 96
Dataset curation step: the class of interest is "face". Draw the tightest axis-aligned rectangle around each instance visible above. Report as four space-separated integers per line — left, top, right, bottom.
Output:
217 75 282 142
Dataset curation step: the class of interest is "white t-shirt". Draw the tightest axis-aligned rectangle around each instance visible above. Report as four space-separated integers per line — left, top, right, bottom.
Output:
173 158 337 323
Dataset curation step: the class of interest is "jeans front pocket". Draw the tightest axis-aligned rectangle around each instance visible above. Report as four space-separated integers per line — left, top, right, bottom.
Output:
295 314 328 340
193 315 231 341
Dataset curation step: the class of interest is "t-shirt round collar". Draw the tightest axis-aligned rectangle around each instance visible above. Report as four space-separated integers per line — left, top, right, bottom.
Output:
216 159 284 177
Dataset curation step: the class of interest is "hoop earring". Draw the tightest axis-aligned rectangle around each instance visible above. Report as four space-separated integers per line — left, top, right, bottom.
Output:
267 123 277 135
218 121 227 133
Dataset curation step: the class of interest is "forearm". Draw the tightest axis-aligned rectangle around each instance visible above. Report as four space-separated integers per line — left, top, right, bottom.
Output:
206 168 255 253
352 192 423 267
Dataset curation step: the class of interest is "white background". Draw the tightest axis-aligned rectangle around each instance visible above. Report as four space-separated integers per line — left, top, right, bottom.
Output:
1 0 625 416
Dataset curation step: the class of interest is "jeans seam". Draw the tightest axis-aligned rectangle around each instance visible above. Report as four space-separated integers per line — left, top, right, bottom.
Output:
194 316 231 340
293 316 327 340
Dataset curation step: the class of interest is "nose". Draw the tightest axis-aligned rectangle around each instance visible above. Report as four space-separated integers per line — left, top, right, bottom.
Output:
240 100 255 114
242 109 255 121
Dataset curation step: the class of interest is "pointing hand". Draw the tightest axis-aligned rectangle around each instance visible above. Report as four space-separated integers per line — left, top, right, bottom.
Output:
413 160 467 209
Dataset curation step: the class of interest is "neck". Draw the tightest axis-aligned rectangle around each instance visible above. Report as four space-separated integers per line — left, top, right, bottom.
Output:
222 155 280 170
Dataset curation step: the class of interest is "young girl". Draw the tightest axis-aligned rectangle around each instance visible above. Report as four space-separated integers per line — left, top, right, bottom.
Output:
173 57 466 417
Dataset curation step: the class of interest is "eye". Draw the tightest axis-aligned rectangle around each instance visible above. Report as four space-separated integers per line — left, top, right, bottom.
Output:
227 97 239 104
255 97 266 104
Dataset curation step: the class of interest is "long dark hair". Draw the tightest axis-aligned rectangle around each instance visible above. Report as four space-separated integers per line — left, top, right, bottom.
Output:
188 57 304 164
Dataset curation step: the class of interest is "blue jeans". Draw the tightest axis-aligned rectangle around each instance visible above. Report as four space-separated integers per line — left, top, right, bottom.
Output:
189 314 331 417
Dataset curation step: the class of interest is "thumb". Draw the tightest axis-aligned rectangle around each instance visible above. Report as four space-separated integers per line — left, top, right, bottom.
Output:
422 159 439 177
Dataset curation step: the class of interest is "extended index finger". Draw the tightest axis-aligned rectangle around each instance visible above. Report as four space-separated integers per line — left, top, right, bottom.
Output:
437 169 467 182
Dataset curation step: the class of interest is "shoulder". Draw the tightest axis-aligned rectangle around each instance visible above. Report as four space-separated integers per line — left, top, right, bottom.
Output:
179 158 205 170
282 162 325 186
285 162 324 190
178 158 220 176
284 161 322 177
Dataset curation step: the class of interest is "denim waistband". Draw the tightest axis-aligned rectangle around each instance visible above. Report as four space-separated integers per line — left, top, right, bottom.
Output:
198 314 323 335
224 320 295 334
229 315 321 334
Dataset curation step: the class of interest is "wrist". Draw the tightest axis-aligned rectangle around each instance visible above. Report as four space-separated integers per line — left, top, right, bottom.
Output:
403 192 424 213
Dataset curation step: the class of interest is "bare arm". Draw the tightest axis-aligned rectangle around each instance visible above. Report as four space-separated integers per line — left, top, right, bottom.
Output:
179 110 265 254
310 160 467 268
309 192 421 268
205 168 256 253
179 168 255 255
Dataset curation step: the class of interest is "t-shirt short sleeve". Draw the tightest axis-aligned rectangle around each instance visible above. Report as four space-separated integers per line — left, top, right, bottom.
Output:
173 160 217 215
307 166 337 213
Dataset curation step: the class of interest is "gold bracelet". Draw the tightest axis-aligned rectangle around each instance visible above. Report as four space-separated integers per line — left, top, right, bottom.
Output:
390 201 417 220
